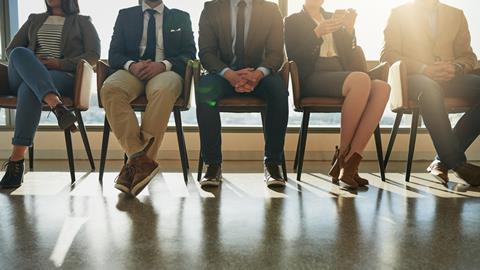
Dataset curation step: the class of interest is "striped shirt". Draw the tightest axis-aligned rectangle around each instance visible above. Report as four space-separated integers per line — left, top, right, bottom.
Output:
36 16 65 59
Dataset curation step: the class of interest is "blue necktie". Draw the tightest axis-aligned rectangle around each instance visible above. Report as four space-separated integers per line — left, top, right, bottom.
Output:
142 9 157 61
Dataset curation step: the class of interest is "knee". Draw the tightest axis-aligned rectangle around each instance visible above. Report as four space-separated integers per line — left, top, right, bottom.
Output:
372 80 391 100
9 47 34 61
347 72 372 94
100 84 124 104
196 75 224 105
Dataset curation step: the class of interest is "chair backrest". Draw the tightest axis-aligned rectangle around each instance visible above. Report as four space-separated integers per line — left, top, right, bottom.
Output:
73 59 94 111
388 61 409 112
0 63 8 94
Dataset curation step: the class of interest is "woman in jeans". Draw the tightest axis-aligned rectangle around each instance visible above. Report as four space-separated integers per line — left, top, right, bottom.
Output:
0 0 100 188
285 0 390 188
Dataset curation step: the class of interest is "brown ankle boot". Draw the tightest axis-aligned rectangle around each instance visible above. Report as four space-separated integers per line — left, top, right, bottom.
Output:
354 170 369 187
338 153 362 188
328 146 340 183
129 154 159 196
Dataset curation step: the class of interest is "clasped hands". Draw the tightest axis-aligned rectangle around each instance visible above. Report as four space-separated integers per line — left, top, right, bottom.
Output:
129 60 166 81
423 61 457 82
224 68 264 93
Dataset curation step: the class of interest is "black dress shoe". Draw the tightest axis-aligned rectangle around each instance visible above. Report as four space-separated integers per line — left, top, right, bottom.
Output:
0 159 25 189
52 103 78 130
427 160 449 185
200 164 222 187
265 164 286 188
453 162 480 186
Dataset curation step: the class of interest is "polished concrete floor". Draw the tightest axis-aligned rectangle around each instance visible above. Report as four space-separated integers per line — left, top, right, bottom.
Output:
1 160 480 270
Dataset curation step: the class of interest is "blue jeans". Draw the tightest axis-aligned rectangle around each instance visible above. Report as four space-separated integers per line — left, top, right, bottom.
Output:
7 47 74 146
408 74 480 169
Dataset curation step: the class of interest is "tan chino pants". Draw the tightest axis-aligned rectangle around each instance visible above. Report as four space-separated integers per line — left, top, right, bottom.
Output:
100 70 182 160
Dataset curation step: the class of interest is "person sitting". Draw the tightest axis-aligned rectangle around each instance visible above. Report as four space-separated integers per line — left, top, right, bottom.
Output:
0 0 100 189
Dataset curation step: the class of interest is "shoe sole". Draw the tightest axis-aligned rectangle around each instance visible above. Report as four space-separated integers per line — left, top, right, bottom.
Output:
130 166 160 196
266 180 286 188
427 167 449 186
200 180 222 188
114 183 130 194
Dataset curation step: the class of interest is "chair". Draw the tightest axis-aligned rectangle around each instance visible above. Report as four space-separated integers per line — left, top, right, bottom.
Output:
383 61 479 182
290 46 389 182
0 60 96 183
96 60 199 183
195 63 291 181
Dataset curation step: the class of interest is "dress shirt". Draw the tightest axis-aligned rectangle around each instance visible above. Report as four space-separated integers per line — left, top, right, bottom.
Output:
124 2 172 71
220 0 270 78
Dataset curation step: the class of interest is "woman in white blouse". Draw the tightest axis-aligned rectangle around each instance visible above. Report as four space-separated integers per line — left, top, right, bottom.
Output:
1 0 100 188
285 0 390 188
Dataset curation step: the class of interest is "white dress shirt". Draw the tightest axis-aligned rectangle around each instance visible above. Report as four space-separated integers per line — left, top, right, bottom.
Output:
220 0 270 78
124 2 172 71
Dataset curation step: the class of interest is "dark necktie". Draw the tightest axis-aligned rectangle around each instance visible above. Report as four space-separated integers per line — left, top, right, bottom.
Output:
142 9 157 61
234 0 246 69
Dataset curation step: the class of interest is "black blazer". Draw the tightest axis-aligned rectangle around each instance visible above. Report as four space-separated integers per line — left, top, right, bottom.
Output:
285 8 356 80
108 6 196 77
6 13 101 73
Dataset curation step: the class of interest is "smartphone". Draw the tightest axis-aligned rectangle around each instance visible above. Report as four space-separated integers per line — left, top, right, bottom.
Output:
333 9 347 20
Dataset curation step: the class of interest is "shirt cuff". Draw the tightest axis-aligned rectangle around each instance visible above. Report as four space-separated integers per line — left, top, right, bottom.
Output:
124 60 135 71
256 67 271 77
161 60 172 71
220 67 232 77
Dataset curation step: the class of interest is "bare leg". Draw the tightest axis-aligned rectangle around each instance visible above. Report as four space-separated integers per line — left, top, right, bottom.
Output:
10 145 28 162
340 72 372 154
347 80 391 160
43 93 62 108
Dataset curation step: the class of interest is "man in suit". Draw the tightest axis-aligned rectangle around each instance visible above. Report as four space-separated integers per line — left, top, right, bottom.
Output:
101 0 196 196
197 0 288 188
381 0 480 186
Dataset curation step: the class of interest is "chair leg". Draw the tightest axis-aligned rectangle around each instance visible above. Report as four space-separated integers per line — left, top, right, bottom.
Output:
296 111 310 181
28 144 34 172
64 129 76 183
384 112 403 169
174 109 189 184
99 117 110 182
293 126 302 171
75 110 95 172
197 151 204 182
374 125 386 182
406 109 420 182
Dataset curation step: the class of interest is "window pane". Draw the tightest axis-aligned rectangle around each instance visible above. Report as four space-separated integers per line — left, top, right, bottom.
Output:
0 109 5 125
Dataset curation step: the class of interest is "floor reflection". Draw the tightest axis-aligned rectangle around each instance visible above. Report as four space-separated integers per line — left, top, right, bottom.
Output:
0 171 479 269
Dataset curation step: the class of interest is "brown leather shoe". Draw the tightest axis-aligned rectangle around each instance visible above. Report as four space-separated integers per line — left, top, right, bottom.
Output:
114 164 136 193
265 164 286 188
338 152 361 188
453 162 480 186
200 164 222 187
129 155 160 196
427 160 449 185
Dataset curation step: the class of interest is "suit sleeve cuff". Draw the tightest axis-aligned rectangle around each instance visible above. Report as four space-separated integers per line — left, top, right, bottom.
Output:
161 60 172 71
256 67 271 77
220 67 232 77
124 60 135 71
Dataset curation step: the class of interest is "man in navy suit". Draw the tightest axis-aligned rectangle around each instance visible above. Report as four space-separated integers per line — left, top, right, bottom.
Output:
101 0 196 196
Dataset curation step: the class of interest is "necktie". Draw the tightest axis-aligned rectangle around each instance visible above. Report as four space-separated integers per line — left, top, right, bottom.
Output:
234 0 246 69
142 9 157 61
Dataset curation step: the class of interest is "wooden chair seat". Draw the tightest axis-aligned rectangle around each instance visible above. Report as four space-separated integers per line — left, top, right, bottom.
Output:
297 97 345 111
126 96 188 111
398 98 477 114
0 95 75 109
